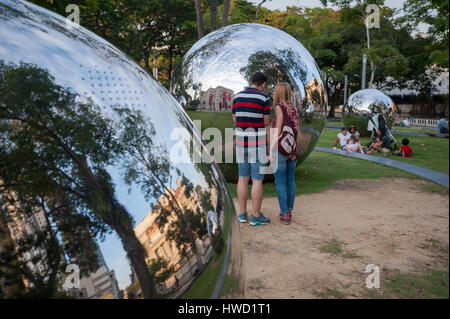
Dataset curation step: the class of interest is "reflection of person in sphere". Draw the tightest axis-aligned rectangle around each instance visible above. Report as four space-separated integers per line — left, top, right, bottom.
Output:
206 210 218 237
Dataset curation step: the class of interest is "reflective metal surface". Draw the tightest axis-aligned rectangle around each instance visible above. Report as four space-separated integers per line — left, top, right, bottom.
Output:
344 88 398 117
171 23 327 170
343 88 398 140
0 0 241 298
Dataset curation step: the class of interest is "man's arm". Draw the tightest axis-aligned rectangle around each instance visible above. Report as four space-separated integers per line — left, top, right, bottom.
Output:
232 114 236 124
263 114 271 127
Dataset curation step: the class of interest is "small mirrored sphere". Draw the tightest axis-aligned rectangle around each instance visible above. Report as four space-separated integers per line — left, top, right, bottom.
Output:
344 88 398 118
0 0 241 299
343 88 398 137
171 23 327 172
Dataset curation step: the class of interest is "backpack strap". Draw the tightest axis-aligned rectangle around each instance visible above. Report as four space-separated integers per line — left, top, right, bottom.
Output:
278 102 290 123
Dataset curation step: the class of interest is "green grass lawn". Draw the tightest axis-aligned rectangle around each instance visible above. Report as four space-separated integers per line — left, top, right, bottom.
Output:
185 111 448 197
227 151 426 198
318 129 449 174
326 119 439 133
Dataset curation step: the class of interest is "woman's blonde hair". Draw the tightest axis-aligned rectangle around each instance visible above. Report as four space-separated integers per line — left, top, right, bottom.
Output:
273 82 293 115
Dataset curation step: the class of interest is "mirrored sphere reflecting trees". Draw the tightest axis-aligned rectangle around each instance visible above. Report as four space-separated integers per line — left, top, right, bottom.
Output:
0 0 241 299
171 23 327 178
343 88 398 137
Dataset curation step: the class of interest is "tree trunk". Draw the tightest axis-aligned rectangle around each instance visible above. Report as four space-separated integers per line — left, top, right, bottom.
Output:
369 60 376 88
168 46 173 84
194 0 204 39
256 0 268 22
365 16 375 88
210 0 218 31
222 0 230 27
110 207 157 299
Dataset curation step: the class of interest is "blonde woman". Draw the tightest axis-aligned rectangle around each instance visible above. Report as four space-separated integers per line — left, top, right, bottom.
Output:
269 82 299 225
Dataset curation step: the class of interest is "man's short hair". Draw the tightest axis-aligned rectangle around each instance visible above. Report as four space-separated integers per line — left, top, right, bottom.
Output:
250 71 268 86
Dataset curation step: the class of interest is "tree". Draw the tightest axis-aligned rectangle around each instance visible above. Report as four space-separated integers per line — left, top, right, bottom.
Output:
255 0 271 21
401 0 449 68
222 0 231 26
321 0 387 87
210 0 219 31
194 0 204 38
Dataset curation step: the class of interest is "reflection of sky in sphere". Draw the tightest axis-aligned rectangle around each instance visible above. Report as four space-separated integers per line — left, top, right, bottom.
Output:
346 88 396 116
181 23 321 97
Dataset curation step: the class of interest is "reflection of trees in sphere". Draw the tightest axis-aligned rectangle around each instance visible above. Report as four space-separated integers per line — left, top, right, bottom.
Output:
0 0 241 299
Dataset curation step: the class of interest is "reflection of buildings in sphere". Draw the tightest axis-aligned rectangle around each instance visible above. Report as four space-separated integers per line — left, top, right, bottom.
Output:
134 178 218 295
75 248 121 299
3 196 50 285
3 189 120 299
304 77 324 112
199 86 234 111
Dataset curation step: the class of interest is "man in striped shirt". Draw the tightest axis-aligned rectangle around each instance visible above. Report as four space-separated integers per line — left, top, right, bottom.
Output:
232 71 271 226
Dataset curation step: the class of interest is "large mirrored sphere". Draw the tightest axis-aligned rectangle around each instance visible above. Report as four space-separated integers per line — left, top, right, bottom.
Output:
171 23 327 179
0 0 241 299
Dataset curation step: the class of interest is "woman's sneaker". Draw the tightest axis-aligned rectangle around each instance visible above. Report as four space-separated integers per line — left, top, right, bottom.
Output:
287 209 293 223
238 212 248 223
250 212 270 226
280 212 290 225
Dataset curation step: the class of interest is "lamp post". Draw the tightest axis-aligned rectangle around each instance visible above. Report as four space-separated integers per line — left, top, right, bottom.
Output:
361 54 367 89
343 75 348 105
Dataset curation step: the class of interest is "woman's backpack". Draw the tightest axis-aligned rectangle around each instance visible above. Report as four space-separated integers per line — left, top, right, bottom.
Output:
277 103 298 157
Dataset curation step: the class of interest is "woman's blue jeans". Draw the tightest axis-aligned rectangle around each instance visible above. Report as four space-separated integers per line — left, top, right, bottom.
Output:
274 151 297 214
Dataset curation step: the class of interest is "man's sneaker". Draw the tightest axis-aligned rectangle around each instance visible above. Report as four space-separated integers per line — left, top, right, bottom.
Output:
238 212 248 223
250 212 270 226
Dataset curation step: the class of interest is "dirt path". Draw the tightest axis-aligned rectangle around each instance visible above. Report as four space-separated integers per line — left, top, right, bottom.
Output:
235 178 449 298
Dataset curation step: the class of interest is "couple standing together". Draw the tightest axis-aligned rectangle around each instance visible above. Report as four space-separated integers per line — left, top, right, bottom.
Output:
232 71 299 226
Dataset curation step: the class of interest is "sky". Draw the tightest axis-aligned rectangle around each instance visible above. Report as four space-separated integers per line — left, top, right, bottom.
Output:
248 0 429 33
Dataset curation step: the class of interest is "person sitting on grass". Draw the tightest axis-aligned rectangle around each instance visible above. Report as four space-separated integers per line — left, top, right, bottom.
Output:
394 138 413 157
332 127 351 150
366 129 381 152
366 128 391 154
437 116 449 134
344 135 365 153
348 125 360 138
